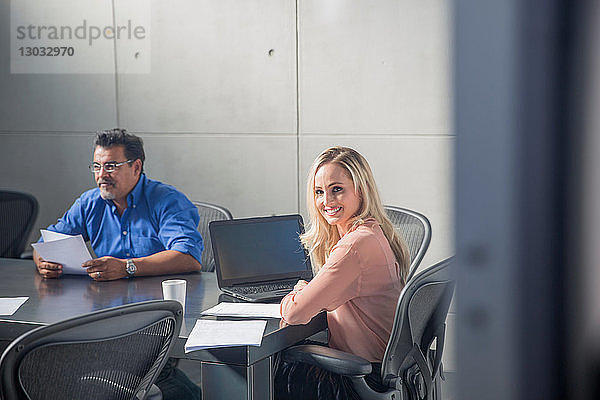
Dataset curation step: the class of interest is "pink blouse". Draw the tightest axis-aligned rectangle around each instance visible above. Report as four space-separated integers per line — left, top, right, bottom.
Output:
280 218 403 362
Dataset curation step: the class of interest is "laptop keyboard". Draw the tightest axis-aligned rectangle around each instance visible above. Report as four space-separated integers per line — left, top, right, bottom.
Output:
234 280 297 295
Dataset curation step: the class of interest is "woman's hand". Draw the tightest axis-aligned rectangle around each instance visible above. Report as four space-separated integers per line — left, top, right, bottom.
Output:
293 279 309 292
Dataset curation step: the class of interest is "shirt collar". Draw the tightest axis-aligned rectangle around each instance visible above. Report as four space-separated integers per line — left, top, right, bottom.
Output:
102 173 146 211
346 217 378 235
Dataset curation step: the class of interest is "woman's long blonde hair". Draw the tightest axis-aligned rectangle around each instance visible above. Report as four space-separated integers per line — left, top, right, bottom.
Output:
300 147 410 285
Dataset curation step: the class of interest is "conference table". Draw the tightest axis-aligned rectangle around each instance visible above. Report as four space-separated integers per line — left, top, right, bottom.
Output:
0 258 327 399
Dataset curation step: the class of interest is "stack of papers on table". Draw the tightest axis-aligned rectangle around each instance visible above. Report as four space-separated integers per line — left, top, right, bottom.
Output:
0 297 28 315
184 319 267 353
200 302 281 318
30 230 93 275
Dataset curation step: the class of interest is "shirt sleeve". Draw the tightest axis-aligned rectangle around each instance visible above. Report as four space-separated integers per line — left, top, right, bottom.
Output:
154 192 204 263
39 197 88 242
280 240 362 325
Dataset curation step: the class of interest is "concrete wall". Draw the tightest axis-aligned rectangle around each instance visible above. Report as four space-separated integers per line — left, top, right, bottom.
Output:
0 0 453 271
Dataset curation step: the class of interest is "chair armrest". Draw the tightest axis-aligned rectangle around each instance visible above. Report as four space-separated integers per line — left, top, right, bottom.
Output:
20 250 33 259
282 344 372 377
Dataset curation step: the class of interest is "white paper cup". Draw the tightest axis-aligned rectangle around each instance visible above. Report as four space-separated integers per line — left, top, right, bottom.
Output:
162 279 187 314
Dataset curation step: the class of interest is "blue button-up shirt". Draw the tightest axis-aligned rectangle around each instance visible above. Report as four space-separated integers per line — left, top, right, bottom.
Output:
42 174 203 262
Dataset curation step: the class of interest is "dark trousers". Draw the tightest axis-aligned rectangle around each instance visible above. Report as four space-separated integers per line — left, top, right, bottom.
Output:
155 358 202 400
273 343 385 400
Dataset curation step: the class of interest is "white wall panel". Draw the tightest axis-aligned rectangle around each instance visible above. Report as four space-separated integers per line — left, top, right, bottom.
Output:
0 133 300 243
0 0 117 132
142 134 298 218
299 0 451 134
299 136 454 268
116 0 297 133
0 133 98 242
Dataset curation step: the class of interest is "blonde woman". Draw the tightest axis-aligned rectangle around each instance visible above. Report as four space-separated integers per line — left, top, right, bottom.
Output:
275 146 410 399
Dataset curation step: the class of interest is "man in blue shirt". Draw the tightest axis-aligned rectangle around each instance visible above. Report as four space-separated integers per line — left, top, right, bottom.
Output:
32 128 203 400
33 128 203 280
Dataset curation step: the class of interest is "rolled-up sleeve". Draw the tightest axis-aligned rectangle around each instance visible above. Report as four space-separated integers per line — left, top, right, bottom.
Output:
156 193 204 263
280 242 361 325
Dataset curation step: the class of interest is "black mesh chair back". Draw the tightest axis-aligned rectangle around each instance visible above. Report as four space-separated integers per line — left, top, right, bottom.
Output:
0 191 39 258
0 300 183 400
192 201 233 272
384 205 432 282
380 257 454 400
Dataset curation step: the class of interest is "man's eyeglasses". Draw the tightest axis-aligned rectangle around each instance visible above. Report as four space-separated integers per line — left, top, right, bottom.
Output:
88 160 133 174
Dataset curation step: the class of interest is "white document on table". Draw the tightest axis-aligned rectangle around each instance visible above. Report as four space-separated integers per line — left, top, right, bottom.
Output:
31 230 92 275
200 302 282 319
0 297 28 315
184 319 268 353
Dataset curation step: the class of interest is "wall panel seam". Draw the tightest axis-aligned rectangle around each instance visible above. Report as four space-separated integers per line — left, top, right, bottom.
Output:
111 0 120 127
295 0 301 213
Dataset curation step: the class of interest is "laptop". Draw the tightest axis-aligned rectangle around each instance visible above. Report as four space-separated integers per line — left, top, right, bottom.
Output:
209 214 313 302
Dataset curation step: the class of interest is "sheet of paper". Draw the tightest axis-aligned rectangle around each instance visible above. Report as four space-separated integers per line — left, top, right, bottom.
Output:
184 319 267 353
40 229 97 258
0 297 28 316
31 234 92 275
40 229 73 242
201 302 282 319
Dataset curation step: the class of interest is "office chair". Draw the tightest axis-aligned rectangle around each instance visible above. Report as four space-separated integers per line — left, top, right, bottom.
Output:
0 190 39 258
282 257 454 400
192 201 233 272
384 205 432 283
0 300 183 400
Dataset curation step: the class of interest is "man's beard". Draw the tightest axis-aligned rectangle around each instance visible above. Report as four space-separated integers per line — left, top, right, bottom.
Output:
98 181 116 200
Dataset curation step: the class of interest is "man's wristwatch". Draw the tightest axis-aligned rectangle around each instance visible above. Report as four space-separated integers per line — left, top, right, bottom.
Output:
126 259 137 277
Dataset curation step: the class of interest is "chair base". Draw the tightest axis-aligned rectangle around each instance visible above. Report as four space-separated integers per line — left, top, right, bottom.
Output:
351 377 400 400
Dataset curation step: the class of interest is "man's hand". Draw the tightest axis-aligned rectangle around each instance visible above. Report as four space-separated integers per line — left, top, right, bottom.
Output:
82 257 127 281
34 251 62 279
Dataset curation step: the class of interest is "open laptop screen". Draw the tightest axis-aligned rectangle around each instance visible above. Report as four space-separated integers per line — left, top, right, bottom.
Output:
209 215 313 286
